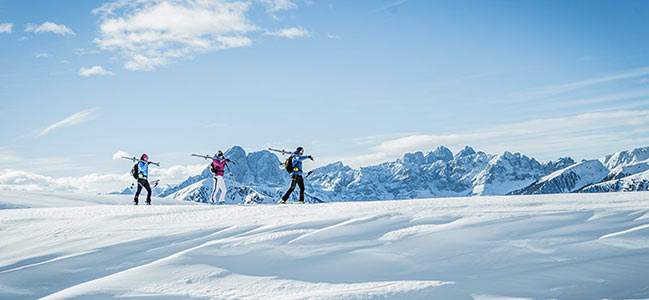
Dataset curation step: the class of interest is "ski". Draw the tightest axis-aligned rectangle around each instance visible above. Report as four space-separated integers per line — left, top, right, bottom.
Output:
268 148 293 156
122 156 160 166
191 153 237 164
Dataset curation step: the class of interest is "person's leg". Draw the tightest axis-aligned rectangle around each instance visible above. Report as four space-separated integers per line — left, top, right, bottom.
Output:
142 179 152 204
281 175 298 201
297 175 305 203
134 181 143 204
211 177 218 203
217 176 227 203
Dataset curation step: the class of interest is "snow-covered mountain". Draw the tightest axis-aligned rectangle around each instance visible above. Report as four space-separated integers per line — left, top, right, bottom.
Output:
511 159 609 194
120 145 649 203
580 169 649 193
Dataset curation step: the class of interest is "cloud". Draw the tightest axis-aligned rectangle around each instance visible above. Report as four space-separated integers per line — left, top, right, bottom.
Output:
265 27 310 39
259 0 297 13
327 34 341 39
0 23 13 33
93 0 259 71
92 0 306 71
112 151 131 160
0 163 206 193
519 67 649 99
371 0 409 13
35 53 49 58
38 108 100 137
25 22 75 36
336 109 649 167
74 48 101 56
79 66 114 76
258 0 297 20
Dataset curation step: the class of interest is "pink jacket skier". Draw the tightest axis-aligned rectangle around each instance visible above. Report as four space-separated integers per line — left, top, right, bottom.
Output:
210 151 231 204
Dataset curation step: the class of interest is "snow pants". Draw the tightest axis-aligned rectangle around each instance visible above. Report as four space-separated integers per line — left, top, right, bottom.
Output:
282 174 305 202
211 176 227 203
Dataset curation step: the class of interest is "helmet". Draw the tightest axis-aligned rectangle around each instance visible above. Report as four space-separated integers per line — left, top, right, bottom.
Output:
296 147 304 154
216 150 224 158
141 154 148 160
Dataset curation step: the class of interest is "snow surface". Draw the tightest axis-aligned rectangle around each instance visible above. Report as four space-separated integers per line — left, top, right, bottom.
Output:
1 191 649 299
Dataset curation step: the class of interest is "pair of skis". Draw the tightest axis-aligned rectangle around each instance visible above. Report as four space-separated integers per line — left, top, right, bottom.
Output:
191 153 236 178
121 156 160 166
268 148 315 178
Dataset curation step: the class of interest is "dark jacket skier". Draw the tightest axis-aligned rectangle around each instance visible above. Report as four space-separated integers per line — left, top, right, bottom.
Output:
279 147 313 204
134 153 153 205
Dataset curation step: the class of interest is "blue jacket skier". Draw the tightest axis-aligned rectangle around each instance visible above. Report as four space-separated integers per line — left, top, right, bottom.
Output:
279 147 313 204
134 154 153 205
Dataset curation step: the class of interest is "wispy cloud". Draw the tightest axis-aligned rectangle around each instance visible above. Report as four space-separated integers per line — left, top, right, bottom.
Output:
265 27 310 39
259 0 297 20
74 48 100 56
25 22 75 36
334 109 649 167
38 108 101 137
371 0 409 13
327 34 341 39
518 67 649 99
79 66 114 77
0 23 13 34
35 53 49 58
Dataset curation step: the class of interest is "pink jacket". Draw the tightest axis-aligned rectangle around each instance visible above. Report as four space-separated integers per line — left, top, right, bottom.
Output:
211 159 228 176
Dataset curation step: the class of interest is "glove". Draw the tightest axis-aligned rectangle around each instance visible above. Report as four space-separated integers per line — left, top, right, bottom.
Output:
308 155 314 160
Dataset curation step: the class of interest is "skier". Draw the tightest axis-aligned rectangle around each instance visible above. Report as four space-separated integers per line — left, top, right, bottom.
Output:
134 154 153 205
279 147 313 204
210 151 231 204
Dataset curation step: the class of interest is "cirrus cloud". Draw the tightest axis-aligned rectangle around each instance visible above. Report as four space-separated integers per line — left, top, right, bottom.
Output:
265 27 310 39
38 108 101 137
25 22 75 36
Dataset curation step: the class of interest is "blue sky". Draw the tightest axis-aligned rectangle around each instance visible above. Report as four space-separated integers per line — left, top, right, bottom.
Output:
1 0 649 192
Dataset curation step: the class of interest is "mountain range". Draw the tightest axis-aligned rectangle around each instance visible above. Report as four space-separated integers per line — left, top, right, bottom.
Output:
114 145 649 203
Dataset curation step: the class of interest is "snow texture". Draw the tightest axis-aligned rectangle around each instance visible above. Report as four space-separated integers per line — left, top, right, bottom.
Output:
1 191 648 299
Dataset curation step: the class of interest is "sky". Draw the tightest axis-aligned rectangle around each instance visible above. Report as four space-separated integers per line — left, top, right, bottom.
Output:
1 0 649 193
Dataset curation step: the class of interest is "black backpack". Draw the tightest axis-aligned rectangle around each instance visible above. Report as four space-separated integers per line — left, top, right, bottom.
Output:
131 163 139 179
285 156 293 174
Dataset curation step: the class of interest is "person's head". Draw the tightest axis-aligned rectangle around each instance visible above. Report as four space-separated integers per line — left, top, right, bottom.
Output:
216 150 224 158
141 154 149 161
296 147 304 155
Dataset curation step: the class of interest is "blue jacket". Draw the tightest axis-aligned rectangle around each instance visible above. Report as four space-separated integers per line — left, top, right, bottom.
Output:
138 161 149 179
291 154 309 175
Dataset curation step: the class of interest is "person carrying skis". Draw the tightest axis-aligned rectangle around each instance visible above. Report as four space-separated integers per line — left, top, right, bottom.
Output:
279 147 313 204
134 154 153 205
210 151 231 204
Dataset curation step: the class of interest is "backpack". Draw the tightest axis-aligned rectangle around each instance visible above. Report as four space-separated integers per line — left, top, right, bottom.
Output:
285 156 294 174
131 163 139 179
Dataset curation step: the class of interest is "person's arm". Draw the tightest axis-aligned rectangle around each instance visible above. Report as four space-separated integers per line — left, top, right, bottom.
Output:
296 155 314 161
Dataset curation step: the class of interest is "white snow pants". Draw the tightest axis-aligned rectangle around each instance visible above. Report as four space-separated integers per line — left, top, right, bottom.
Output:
211 176 227 203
